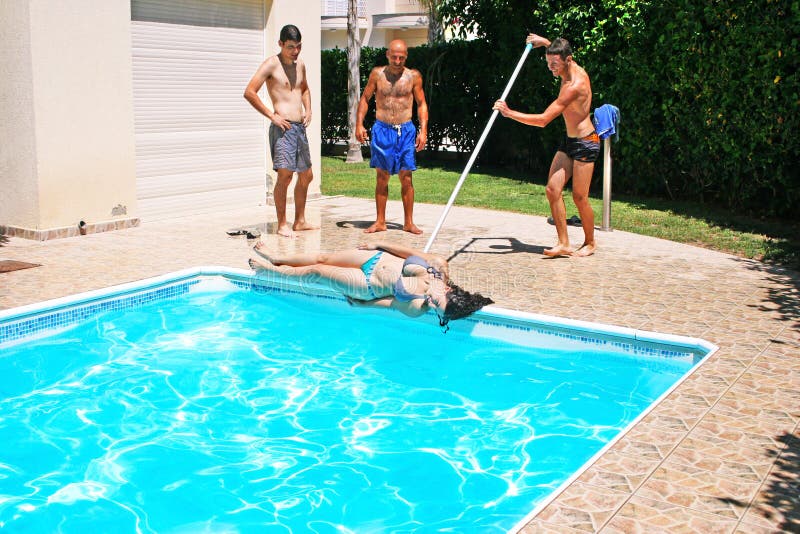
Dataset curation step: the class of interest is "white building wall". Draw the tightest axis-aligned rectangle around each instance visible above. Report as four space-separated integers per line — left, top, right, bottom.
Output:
321 0 427 49
323 27 426 49
29 0 139 231
393 0 418 11
0 0 139 237
0 1 41 229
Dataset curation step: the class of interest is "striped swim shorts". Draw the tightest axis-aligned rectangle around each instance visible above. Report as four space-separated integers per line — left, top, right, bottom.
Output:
269 122 312 172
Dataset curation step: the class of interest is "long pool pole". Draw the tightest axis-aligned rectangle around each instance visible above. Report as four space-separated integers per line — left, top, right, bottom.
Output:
423 43 533 252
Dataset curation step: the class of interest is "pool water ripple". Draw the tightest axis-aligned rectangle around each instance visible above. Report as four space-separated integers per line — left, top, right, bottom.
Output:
0 289 697 533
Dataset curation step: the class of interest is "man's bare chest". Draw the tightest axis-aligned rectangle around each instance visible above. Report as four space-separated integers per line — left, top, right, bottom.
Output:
558 82 589 106
377 72 413 98
270 61 303 91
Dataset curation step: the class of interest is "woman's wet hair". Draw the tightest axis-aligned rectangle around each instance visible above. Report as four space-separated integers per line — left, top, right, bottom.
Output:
438 282 494 332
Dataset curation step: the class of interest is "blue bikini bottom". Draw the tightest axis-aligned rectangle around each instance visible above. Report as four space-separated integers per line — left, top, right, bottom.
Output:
360 252 383 299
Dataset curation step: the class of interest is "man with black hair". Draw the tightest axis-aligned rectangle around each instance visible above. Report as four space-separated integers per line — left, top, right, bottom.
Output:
244 24 317 238
494 34 598 257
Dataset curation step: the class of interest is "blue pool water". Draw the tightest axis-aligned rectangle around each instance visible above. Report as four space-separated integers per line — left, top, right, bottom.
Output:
0 274 709 533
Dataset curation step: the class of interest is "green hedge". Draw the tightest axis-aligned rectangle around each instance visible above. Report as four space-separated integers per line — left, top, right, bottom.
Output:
321 1 799 217
321 42 559 170
321 47 384 145
607 1 799 216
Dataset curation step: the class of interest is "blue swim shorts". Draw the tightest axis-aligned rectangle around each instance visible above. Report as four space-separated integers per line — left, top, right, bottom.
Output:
269 122 312 172
369 120 417 175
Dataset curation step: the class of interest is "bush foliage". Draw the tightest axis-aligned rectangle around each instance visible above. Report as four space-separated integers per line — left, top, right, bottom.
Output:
321 1 799 217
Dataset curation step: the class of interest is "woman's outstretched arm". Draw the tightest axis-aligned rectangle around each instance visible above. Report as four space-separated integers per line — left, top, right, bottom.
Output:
360 241 448 277
347 295 428 318
347 296 393 308
360 240 420 259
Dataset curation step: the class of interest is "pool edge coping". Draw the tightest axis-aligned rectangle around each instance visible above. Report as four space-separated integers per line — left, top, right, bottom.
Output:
0 266 718 354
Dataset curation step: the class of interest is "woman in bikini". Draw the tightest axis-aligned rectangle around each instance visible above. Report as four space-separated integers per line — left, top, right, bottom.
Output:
249 240 493 331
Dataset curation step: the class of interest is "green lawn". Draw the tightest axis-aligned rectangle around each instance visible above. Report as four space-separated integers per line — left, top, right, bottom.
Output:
322 155 800 270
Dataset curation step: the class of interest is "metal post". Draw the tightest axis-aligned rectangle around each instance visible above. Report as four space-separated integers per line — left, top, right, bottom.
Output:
600 137 612 231
423 43 533 252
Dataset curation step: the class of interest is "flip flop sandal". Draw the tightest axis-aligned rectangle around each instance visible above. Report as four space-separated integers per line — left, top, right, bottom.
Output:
547 216 582 226
226 228 248 236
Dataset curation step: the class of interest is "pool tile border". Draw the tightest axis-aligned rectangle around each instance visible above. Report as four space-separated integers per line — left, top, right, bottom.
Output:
0 268 347 346
465 316 706 362
1 268 716 364
0 279 198 345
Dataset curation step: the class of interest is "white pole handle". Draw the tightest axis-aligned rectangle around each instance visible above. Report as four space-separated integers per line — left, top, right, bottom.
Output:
423 43 533 252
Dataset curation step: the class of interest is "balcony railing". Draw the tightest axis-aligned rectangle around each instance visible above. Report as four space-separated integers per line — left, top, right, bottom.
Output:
321 0 366 17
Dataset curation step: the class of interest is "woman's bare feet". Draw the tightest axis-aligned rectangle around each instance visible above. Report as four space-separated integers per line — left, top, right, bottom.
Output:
543 244 574 257
252 242 277 264
573 242 596 257
248 257 275 272
403 223 423 235
249 256 291 274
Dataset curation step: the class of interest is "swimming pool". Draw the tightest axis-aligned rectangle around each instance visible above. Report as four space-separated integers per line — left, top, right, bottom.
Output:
0 267 716 533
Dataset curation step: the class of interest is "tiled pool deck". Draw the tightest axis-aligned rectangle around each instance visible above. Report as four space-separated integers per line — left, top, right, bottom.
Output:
1 197 798 532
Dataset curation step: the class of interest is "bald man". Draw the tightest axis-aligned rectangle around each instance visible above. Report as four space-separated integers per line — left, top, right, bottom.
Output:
356 39 429 235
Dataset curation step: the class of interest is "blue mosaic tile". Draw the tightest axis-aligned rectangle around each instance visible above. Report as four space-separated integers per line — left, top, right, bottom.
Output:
462 316 701 361
0 280 198 345
1 273 706 364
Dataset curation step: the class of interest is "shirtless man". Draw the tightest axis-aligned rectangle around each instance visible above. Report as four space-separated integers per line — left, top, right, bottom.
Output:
356 39 429 235
493 34 599 257
244 24 317 237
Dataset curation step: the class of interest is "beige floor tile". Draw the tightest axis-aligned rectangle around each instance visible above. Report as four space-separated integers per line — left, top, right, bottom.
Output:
637 460 761 518
602 496 739 533
666 447 770 484
577 448 660 493
2 197 799 533
521 482 630 532
517 520 587 533
739 448 800 534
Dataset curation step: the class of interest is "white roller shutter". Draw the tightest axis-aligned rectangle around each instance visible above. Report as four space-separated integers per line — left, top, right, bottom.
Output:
131 0 266 221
